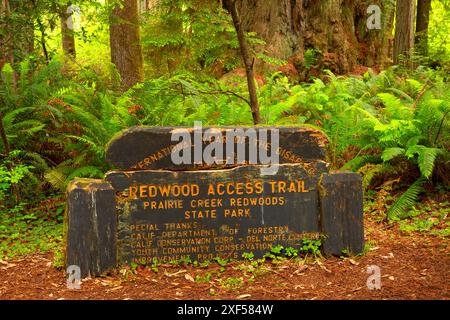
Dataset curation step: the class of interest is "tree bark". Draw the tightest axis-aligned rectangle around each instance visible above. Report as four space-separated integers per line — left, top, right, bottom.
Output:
0 112 10 157
110 0 144 90
235 0 395 76
0 0 14 71
393 0 416 65
61 4 76 58
235 0 303 60
415 0 432 56
354 0 396 69
224 0 261 125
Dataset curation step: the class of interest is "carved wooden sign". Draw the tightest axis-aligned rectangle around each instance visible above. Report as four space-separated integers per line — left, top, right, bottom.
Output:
65 126 364 277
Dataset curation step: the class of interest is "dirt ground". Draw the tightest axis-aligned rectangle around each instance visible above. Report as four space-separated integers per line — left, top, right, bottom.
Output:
0 216 448 300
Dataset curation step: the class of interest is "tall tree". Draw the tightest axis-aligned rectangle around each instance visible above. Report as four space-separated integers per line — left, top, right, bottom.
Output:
224 0 261 125
393 0 416 65
110 0 144 90
355 1 396 69
1 0 35 69
415 0 432 56
235 0 395 76
60 4 76 58
235 0 303 61
0 0 13 70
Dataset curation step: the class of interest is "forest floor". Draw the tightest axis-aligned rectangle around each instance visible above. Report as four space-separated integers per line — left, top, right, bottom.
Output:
0 198 448 300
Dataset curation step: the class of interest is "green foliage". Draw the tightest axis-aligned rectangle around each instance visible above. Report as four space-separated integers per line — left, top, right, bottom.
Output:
397 200 449 237
284 247 299 258
387 178 426 220
141 0 239 77
213 256 229 267
257 66 448 220
0 197 64 261
428 0 450 65
140 0 284 77
242 252 254 261
263 243 317 260
304 48 320 69
359 163 393 190
0 159 33 207
1 0 448 269
263 244 285 261
218 276 244 290
128 73 253 126
300 239 322 257
195 272 212 283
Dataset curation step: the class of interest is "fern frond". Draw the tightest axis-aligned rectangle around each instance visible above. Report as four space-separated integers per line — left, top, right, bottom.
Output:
405 79 423 96
44 167 68 191
381 147 405 162
387 178 425 220
24 152 49 172
65 135 105 157
358 163 393 190
377 93 413 119
341 155 381 171
385 88 414 102
417 147 442 178
346 104 382 127
65 166 104 184
2 107 34 126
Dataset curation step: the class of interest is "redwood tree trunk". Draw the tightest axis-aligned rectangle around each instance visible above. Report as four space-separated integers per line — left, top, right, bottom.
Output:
0 0 13 70
61 4 76 58
415 0 432 56
393 0 416 65
354 0 395 69
235 0 303 60
236 0 395 76
110 0 144 90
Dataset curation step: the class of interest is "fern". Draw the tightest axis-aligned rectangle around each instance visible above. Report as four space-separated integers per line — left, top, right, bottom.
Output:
359 163 393 190
377 92 413 119
341 155 381 171
381 147 405 162
44 168 67 191
416 147 442 178
405 78 424 96
65 166 104 185
65 135 105 158
387 178 426 220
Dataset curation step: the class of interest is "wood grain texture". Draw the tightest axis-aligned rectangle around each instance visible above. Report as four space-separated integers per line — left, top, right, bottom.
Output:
106 163 328 264
106 126 329 170
319 172 364 256
65 179 117 277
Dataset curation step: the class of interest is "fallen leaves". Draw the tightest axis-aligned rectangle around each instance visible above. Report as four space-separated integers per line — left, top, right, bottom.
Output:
164 270 187 277
184 274 195 282
0 260 16 269
293 265 308 275
348 259 359 266
109 286 123 291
